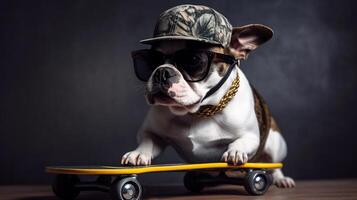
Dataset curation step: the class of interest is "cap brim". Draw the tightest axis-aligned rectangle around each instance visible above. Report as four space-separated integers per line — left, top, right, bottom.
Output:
140 35 222 46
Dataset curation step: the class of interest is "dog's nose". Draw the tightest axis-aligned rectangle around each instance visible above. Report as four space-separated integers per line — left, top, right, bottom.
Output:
153 67 178 84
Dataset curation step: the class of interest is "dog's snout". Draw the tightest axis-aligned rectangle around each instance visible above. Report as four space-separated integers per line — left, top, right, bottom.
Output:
153 67 178 84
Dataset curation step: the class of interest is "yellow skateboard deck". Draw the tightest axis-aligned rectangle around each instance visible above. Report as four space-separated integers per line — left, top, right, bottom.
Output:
46 162 282 175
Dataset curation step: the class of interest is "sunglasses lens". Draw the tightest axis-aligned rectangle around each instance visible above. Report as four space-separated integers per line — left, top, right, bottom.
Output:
174 51 209 81
132 50 163 81
132 49 215 82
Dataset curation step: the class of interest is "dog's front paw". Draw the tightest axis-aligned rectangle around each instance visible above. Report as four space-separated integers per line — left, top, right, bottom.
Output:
121 151 152 166
221 149 248 165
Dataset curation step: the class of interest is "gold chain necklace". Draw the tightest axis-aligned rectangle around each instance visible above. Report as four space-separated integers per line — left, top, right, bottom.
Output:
192 72 240 117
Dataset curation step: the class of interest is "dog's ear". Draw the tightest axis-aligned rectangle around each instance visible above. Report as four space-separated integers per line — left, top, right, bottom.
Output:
228 24 273 60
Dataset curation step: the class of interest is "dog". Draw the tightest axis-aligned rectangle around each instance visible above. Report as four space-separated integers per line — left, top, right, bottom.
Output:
121 4 295 188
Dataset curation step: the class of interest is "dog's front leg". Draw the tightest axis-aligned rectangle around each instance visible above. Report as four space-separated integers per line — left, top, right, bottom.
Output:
121 131 166 166
221 134 259 165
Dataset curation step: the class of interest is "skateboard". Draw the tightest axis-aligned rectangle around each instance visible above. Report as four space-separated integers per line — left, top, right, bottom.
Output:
46 162 282 200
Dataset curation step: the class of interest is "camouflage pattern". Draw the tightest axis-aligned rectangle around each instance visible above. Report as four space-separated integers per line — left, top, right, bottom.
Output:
140 4 233 48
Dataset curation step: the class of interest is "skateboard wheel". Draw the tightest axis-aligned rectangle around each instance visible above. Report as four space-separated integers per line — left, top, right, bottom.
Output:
52 174 80 200
111 176 142 200
183 171 206 193
244 170 271 195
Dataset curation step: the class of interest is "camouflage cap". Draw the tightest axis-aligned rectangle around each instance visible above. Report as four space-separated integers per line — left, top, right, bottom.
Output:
140 4 233 48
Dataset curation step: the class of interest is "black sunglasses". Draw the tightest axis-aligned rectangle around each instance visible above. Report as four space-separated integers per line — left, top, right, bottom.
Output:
131 49 236 82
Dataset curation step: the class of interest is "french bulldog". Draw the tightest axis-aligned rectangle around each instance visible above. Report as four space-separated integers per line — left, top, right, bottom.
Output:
121 5 295 188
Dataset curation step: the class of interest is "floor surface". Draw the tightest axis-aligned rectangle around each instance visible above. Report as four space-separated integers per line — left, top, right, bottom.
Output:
0 179 356 200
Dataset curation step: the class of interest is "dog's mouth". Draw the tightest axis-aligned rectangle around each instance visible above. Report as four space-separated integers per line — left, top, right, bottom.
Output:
145 67 203 114
146 91 200 109
146 92 172 105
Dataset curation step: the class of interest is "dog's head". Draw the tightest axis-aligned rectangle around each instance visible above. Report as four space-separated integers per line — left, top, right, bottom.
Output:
132 5 273 115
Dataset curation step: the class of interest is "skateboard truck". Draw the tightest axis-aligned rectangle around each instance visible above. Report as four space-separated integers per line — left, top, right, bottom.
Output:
184 169 273 195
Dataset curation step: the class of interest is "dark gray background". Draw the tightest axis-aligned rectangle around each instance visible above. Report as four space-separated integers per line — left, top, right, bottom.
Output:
1 0 356 184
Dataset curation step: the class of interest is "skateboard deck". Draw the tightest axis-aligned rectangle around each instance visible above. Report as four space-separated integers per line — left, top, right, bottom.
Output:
46 162 282 175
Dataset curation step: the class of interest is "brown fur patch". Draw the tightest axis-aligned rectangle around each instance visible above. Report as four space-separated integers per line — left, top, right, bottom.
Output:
216 63 229 76
250 87 272 162
270 116 281 133
224 47 242 60
210 47 230 76
249 87 282 161
250 152 272 163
